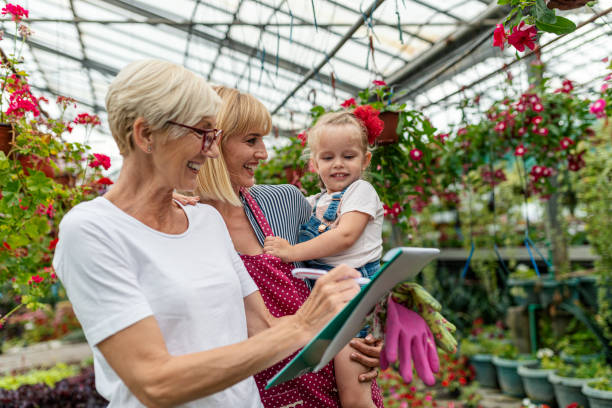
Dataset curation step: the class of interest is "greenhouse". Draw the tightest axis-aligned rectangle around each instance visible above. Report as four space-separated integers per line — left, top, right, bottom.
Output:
0 0 611 407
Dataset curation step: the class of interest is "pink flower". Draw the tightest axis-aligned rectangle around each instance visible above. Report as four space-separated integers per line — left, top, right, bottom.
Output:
532 102 544 112
555 79 574 94
517 126 527 136
560 137 573 149
602 83 609 93
435 133 449 143
372 80 387 86
538 127 549 136
28 275 44 285
516 103 526 112
515 144 526 156
457 127 467 136
590 98 607 118
1 4 29 22
494 121 506 132
340 98 356 108
409 148 423 161
493 24 508 50
507 21 537 52
532 116 543 125
542 167 552 177
89 153 111 170
74 112 101 126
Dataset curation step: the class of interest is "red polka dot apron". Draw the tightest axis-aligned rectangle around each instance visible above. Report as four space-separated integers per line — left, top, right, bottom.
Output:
240 188 383 408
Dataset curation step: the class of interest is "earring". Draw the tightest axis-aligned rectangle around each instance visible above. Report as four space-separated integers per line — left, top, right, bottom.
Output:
147 145 152 153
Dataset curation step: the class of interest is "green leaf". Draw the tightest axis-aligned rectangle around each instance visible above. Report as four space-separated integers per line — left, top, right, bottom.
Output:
536 16 576 34
534 0 556 24
497 0 510 4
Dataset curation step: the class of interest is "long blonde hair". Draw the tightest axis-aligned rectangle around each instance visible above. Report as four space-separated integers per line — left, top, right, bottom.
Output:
196 86 272 206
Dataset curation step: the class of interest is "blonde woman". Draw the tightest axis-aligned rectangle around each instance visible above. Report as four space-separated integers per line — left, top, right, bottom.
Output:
53 60 361 408
194 87 384 407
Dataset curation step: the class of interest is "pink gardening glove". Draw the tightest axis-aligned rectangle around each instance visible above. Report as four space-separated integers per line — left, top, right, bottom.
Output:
380 297 440 385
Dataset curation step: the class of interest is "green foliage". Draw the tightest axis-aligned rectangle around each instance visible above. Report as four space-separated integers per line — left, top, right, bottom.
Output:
498 0 578 35
589 378 612 392
0 363 79 390
555 357 609 379
577 125 612 347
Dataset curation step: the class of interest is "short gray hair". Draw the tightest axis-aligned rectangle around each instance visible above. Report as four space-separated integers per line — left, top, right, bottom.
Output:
105 59 221 156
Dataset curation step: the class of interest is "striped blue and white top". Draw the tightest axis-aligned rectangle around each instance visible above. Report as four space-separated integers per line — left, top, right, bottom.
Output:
240 184 312 267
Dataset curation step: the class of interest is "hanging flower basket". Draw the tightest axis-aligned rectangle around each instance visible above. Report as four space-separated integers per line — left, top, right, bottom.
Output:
0 123 13 155
546 0 590 10
376 111 399 145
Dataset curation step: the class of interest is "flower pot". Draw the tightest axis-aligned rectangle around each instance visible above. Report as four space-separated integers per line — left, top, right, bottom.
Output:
517 365 557 406
548 372 600 408
470 354 499 388
492 355 538 397
560 351 603 365
17 154 55 178
376 111 399 145
582 381 612 408
546 0 590 10
0 123 13 155
508 278 539 306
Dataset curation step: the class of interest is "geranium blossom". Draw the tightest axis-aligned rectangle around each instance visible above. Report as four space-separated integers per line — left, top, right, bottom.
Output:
96 177 114 185
515 144 526 156
89 153 111 170
296 131 307 147
340 98 356 108
372 79 387 86
555 79 574 94
507 21 537 52
48 238 59 251
492 24 507 50
590 98 606 118
409 148 423 161
353 105 384 144
560 137 573 149
2 3 29 22
74 112 102 126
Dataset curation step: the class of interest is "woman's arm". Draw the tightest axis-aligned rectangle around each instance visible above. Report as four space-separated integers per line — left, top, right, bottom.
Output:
263 211 370 263
97 265 361 408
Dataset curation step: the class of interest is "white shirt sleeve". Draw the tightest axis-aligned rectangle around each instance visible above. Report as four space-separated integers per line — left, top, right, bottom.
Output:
53 209 153 347
338 180 380 219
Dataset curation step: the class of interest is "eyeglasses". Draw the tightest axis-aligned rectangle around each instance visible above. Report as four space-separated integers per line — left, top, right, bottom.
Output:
167 120 222 151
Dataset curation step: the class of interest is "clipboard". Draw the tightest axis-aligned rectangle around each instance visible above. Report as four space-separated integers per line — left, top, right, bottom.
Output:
266 246 440 388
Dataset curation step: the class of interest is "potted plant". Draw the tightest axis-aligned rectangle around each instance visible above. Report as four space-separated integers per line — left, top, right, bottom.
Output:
0 3 110 326
460 319 508 388
548 357 608 408
517 348 557 407
582 378 612 408
508 264 541 306
558 322 604 364
492 342 538 397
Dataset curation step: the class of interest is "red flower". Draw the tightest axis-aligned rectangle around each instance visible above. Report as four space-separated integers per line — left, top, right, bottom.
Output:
555 79 574 94
516 103 526 112
517 127 527 136
1 3 29 22
435 133 449 144
560 137 573 149
372 80 387 86
353 105 384 145
515 144 526 156
459 377 467 385
2 242 11 251
533 102 544 112
28 275 44 285
532 116 543 125
492 24 507 50
74 112 101 126
89 153 111 170
96 177 114 185
48 238 59 251
566 403 579 408
590 99 607 118
296 131 307 147
340 98 356 108
538 127 549 136
410 148 423 161
507 21 537 52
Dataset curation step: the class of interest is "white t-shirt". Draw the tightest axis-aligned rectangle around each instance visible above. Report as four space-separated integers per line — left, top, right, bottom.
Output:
306 179 383 268
53 197 262 408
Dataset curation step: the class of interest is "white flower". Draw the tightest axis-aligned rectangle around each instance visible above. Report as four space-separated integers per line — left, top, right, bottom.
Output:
536 348 554 359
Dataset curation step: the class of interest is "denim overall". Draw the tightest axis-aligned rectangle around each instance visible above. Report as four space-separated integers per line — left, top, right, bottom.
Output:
298 188 380 338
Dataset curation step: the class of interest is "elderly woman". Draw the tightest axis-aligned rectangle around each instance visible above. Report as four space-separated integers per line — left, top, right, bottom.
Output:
53 60 361 408
194 86 384 407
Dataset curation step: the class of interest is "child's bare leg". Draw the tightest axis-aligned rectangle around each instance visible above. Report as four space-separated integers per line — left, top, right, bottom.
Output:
335 344 376 408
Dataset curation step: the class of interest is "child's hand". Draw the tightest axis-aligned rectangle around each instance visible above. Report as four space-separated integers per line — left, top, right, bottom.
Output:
173 192 199 206
263 236 293 262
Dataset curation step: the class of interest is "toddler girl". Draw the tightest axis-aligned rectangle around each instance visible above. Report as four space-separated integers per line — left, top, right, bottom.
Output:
264 111 383 408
